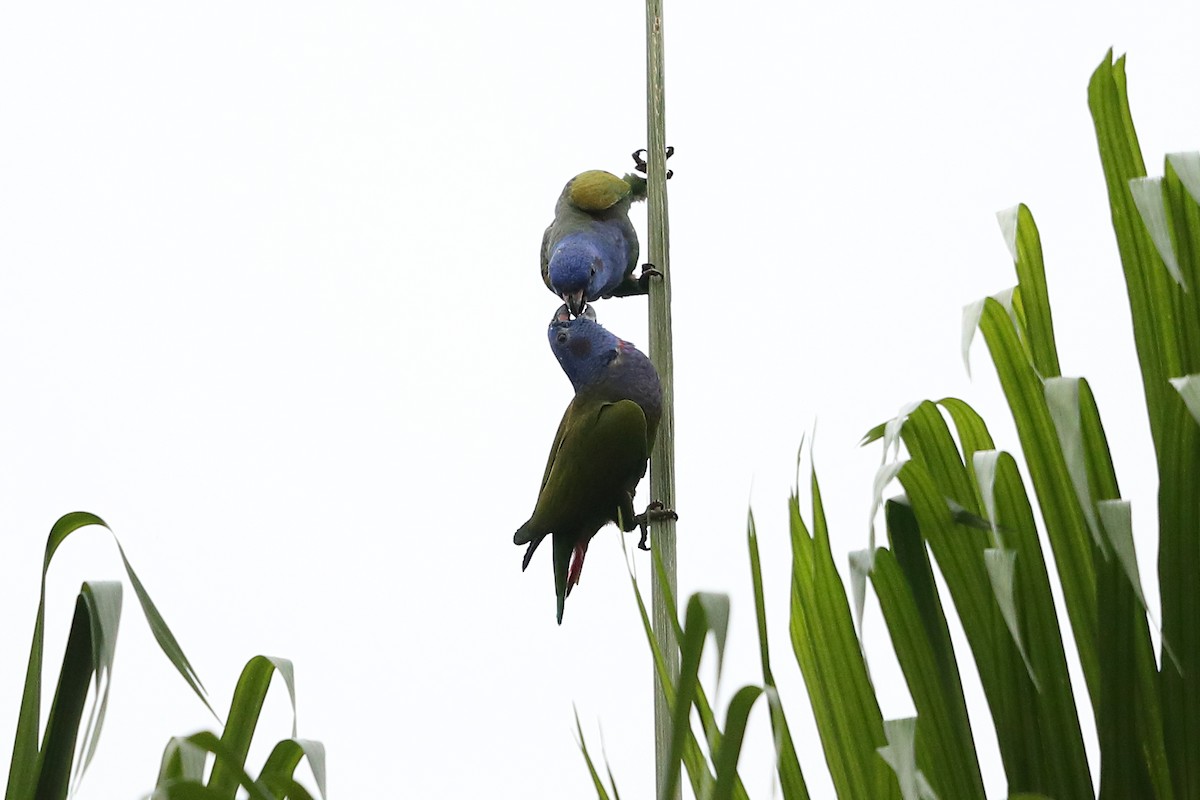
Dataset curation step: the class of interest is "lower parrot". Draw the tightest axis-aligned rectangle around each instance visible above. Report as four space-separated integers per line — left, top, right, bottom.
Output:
514 305 667 624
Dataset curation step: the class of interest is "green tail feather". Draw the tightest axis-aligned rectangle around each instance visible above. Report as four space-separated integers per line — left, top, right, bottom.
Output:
513 519 538 546
553 535 572 625
622 173 648 201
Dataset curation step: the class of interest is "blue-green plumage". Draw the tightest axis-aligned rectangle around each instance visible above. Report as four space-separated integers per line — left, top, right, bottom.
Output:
515 306 662 624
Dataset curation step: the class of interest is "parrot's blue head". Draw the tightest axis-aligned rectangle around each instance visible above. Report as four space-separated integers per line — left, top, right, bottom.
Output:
548 304 663 430
548 236 603 318
548 304 622 392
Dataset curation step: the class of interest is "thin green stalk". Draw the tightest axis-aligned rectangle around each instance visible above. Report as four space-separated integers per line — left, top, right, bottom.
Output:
643 1 677 799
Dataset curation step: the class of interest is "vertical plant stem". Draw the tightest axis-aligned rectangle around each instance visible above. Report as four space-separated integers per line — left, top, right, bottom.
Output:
643 1 678 798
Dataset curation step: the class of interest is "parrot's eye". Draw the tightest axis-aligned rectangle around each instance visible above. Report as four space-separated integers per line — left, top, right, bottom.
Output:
557 331 569 344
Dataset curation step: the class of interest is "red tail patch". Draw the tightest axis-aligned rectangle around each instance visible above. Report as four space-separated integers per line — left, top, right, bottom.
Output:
566 540 590 596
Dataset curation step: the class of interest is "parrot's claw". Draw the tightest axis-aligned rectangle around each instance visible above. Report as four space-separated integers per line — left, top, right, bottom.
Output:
632 146 675 178
635 501 678 551
637 264 663 291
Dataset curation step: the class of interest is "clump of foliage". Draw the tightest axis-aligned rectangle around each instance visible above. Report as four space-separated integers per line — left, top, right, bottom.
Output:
4 512 324 800
583 50 1200 800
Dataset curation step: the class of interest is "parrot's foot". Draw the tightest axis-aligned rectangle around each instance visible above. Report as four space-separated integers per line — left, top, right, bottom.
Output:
632 146 675 178
606 265 661 300
637 264 663 291
635 501 678 551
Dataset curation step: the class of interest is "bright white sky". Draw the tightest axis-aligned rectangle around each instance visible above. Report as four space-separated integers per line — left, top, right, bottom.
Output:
2 1 1199 798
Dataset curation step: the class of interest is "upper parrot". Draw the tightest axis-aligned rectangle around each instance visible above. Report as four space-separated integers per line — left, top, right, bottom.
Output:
514 306 665 624
541 169 655 317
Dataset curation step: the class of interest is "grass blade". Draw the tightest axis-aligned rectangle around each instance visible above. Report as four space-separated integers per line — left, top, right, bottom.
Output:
573 708 613 800
257 739 326 800
789 464 899 799
7 513 108 800
113 538 215 718
627 563 718 799
747 512 809 799
712 686 763 800
208 656 295 798
32 593 98 800
156 737 209 785
870 545 984 800
996 204 1060 378
976 298 1099 702
163 732 273 800
71 581 122 787
661 592 730 800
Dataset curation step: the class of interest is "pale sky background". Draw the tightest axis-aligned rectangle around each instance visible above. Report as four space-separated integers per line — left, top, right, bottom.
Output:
2 1 1200 798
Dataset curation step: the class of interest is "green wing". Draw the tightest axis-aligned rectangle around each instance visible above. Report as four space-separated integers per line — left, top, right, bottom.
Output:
539 223 554 291
567 170 632 213
527 397 649 535
536 401 574 493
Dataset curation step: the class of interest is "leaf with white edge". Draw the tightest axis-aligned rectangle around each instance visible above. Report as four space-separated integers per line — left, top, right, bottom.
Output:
869 542 985 799
876 718 938 800
646 545 740 778
36 592 105 800
8 513 109 800
293 740 326 800
172 732 274 800
1043 377 1105 553
971 451 1002 545
696 593 731 683
156 737 209 786
961 299 985 377
10 513 215 800
883 402 923 462
1096 500 1146 609
209 655 299 798
1001 204 1061 378
963 289 1018 378
870 461 906 550
849 549 875 638
272 658 299 738
1096 499 1178 673
74 581 122 787
662 593 734 800
1169 374 1200 424
984 548 1040 692
1129 176 1185 287
1167 152 1200 203
790 468 899 799
993 286 1018 317
256 739 327 800
997 205 1020 262
976 297 1099 701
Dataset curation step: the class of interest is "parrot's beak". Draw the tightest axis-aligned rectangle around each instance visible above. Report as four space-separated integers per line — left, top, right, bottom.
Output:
564 290 586 318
